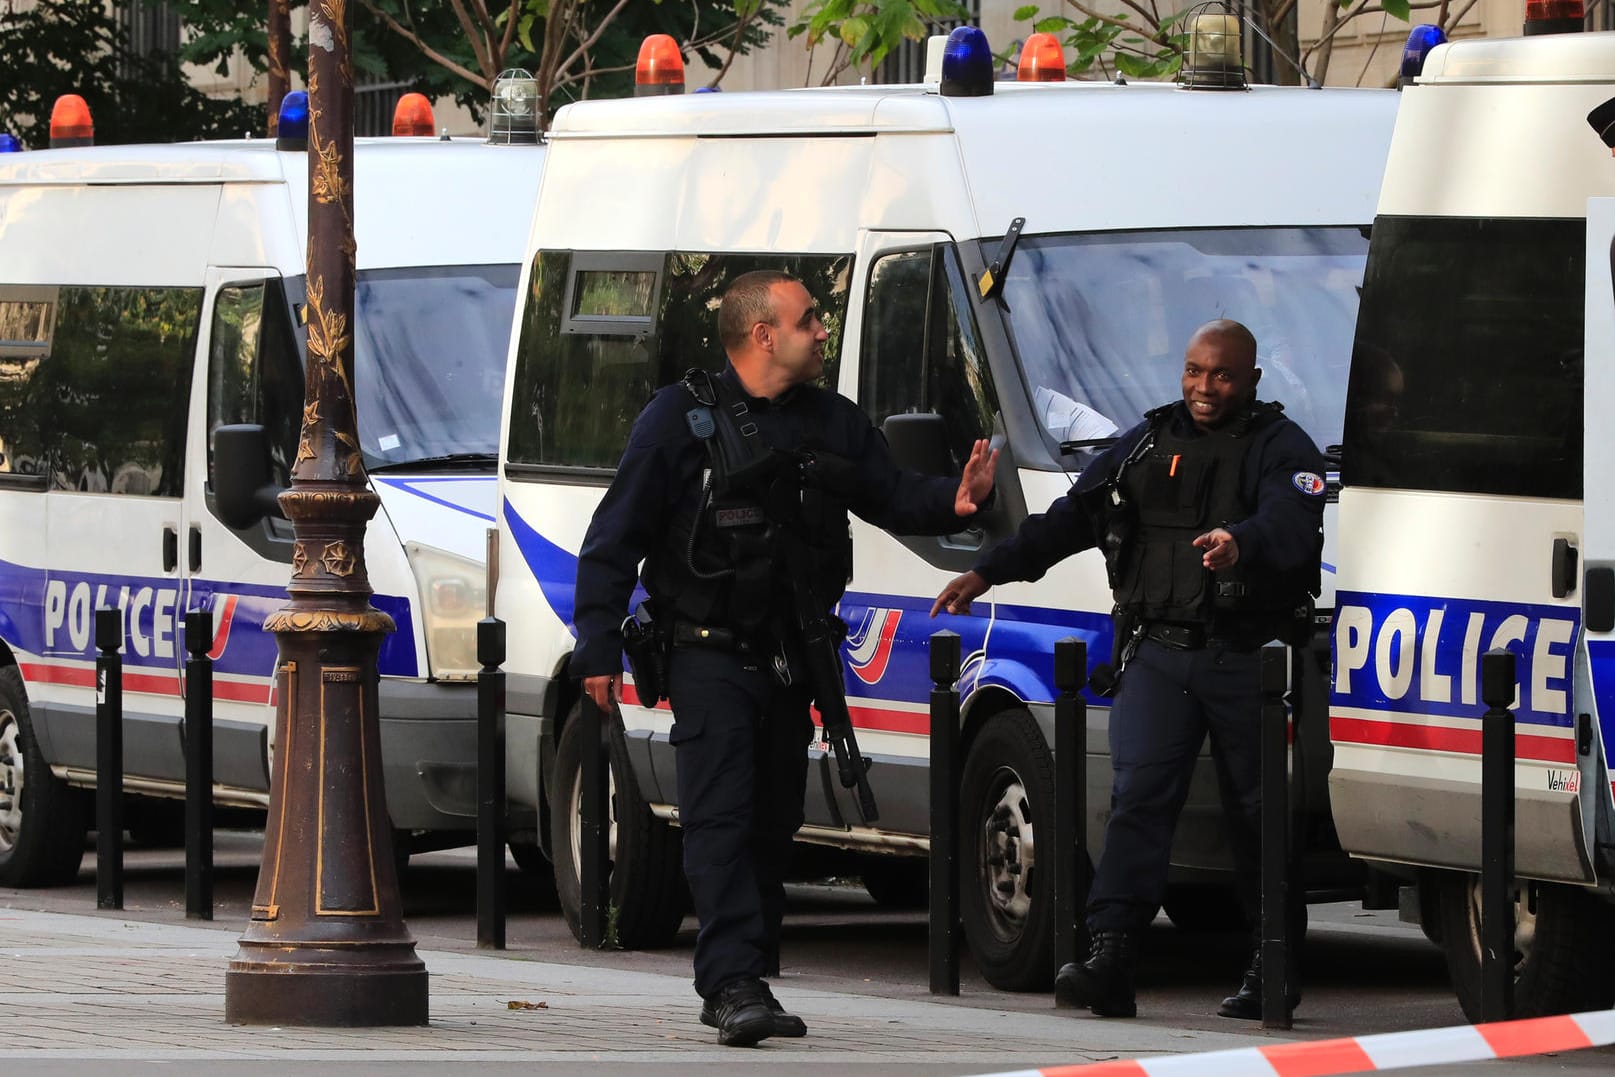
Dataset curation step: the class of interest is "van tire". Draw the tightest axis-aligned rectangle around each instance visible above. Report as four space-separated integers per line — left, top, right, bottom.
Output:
550 702 687 948
959 706 1057 991
0 666 88 887
1436 871 1615 1020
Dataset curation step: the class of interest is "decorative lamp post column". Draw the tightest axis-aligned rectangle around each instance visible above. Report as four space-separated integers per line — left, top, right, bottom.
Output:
224 0 428 1027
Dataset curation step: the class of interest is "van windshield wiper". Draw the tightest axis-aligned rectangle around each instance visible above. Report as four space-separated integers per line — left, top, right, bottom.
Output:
1059 436 1118 455
368 452 497 473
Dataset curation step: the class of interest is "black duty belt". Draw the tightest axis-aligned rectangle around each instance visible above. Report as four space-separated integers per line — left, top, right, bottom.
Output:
670 621 757 654
1142 622 1270 653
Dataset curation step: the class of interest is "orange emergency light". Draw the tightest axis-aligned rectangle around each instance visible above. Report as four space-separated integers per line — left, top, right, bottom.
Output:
49 95 94 148
1017 32 1068 82
392 93 436 137
635 35 686 96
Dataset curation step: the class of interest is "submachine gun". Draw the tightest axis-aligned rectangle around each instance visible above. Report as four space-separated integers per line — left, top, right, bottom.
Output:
772 497 879 824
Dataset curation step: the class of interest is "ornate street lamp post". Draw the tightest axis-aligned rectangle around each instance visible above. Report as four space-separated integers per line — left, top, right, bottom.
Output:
224 0 428 1026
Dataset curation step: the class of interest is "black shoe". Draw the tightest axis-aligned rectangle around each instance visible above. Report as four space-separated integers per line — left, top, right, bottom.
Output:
702 981 808 1039
701 978 776 1046
1218 948 1302 1020
1053 930 1137 1018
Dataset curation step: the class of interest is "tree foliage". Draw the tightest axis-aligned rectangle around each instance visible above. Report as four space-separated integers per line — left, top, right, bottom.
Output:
787 0 968 85
172 0 787 130
1008 0 1470 87
0 0 260 148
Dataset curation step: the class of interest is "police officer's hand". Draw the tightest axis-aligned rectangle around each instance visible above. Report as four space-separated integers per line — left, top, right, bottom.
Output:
584 674 619 714
931 570 989 617
955 439 1000 517
1193 528 1240 571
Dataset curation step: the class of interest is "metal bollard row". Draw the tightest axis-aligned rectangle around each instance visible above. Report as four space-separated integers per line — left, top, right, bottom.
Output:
1052 637 1088 988
477 616 508 949
928 630 961 996
1480 648 1517 1022
183 609 214 920
95 605 217 917
1259 643 1294 1030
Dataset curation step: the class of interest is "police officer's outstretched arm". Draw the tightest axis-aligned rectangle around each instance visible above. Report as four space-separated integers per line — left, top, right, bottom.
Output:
929 432 1139 617
574 395 683 713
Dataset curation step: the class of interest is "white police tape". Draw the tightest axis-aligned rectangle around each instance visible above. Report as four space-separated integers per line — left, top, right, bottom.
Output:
967 1008 1615 1077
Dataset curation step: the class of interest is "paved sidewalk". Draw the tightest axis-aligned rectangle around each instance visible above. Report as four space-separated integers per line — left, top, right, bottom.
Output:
0 905 1278 1072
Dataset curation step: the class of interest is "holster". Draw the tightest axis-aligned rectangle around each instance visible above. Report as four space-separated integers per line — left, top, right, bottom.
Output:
621 601 669 705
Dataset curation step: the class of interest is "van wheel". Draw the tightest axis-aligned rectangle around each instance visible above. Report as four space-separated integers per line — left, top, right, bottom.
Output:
549 702 687 948
959 706 1057 991
1436 871 1615 1020
0 666 88 887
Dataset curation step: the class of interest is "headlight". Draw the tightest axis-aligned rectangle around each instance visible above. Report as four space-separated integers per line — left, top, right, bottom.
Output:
404 541 486 681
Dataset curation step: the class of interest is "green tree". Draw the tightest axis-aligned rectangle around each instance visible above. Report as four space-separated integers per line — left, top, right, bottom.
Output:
1007 0 1470 86
788 0 969 86
172 0 788 131
0 0 259 148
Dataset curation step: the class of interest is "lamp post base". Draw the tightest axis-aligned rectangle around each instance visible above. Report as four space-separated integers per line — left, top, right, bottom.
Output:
225 944 428 1026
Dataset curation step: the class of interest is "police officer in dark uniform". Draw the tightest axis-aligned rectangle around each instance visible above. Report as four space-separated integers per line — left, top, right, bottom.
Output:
574 269 998 1047
932 319 1324 1020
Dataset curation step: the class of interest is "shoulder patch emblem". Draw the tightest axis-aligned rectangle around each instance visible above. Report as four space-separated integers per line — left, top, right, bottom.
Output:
1292 471 1326 496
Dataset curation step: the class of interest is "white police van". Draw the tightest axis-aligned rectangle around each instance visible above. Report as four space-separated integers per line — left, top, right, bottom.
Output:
497 28 1396 988
0 99 544 887
1332 25 1615 1018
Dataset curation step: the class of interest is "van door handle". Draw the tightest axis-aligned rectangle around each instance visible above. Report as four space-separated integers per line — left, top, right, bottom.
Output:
188 525 202 573
1552 538 1578 599
163 526 179 573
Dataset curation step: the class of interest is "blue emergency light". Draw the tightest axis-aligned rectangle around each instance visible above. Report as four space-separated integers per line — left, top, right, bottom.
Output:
940 26 994 98
276 91 309 152
0 134 22 153
1400 24 1447 85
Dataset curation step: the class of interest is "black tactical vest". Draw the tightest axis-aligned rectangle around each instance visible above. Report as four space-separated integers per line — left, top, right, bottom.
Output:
647 370 852 638
1111 403 1317 630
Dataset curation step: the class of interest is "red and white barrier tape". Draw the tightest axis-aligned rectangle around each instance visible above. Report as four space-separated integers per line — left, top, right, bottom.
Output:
971 1010 1615 1077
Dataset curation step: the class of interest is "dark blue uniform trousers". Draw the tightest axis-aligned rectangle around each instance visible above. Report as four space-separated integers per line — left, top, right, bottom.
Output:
1086 639 1263 934
667 647 815 1000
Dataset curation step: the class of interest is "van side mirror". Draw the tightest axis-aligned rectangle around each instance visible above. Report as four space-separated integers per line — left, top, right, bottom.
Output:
212 424 287 529
881 413 954 477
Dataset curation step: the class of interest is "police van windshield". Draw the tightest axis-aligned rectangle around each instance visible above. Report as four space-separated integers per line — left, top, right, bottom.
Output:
998 228 1369 458
289 263 519 469
1343 216 1584 500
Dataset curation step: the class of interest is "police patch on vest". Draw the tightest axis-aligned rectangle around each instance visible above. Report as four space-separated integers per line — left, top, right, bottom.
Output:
1292 472 1325 496
715 505 766 528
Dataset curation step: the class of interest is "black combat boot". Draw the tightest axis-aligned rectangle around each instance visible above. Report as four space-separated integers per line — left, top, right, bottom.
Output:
1053 930 1137 1017
701 978 806 1038
1217 947 1302 1020
701 977 776 1046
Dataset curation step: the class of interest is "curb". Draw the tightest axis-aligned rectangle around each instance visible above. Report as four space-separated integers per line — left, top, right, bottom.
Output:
969 1009 1615 1077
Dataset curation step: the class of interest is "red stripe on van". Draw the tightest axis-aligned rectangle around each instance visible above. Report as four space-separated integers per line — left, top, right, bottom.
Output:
1331 715 1576 764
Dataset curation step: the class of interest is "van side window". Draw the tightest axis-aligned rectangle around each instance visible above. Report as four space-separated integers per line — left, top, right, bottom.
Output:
860 246 999 472
207 281 302 490
0 288 56 483
506 251 850 475
2 285 198 496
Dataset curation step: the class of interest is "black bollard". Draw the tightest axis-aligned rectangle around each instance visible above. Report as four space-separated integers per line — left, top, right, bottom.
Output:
183 609 214 920
928 630 961 996
578 695 611 949
1260 644 1292 1029
95 607 124 911
1052 637 1088 996
477 617 508 949
1481 648 1517 1021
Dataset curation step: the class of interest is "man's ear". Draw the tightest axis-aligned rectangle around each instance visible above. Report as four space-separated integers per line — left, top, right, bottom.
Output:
752 320 774 352
1251 366 1263 388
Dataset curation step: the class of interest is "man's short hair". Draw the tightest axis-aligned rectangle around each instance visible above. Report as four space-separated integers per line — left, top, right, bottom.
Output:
719 270 798 351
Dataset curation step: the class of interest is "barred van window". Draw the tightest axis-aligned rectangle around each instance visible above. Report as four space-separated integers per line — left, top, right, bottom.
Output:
507 250 851 473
